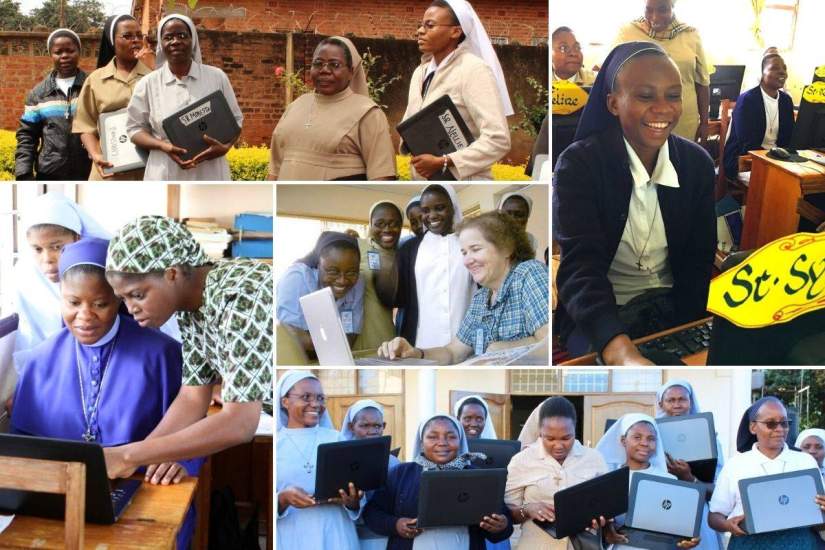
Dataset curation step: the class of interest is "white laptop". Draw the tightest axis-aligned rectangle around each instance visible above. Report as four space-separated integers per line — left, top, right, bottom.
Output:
298 287 435 366
740 468 825 534
656 412 718 482
623 473 706 549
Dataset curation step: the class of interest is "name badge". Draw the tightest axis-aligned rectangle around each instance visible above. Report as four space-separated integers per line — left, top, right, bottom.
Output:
474 328 486 356
367 250 381 270
341 310 354 333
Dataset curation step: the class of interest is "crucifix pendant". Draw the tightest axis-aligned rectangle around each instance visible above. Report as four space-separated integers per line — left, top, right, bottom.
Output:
304 121 312 129
304 461 313 474
83 430 95 442
636 259 644 270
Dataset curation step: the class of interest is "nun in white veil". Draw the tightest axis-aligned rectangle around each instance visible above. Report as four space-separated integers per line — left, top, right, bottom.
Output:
126 13 243 181
401 0 512 180
454 395 498 439
276 370 361 550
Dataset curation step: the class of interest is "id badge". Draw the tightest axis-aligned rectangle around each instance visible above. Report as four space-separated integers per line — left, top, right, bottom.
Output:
367 250 381 270
341 310 354 333
474 328 486 356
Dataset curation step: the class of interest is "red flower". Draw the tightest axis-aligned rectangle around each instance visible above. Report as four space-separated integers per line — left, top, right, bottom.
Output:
274 66 285 77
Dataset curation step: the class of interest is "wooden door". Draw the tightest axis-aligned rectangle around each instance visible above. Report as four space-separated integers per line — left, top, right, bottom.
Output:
582 394 657 447
449 391 511 439
326 395 404 453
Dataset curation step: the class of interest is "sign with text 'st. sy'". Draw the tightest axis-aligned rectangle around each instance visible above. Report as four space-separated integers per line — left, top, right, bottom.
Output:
707 233 825 328
552 80 588 116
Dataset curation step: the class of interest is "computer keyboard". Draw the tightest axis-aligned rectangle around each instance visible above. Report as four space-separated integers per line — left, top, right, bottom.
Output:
637 319 713 359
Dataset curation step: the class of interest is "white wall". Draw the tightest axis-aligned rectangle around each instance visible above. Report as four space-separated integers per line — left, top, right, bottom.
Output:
76 182 167 234
180 183 273 227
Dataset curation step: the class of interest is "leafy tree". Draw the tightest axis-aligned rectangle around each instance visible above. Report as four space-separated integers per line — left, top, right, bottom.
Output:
0 0 30 31
761 369 825 431
29 0 105 33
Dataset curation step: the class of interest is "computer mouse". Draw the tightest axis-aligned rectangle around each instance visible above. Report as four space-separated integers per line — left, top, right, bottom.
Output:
770 147 791 160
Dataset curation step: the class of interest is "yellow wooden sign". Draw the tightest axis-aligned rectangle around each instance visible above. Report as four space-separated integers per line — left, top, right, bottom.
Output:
802 81 825 104
815 65 825 79
707 233 825 329
552 80 589 116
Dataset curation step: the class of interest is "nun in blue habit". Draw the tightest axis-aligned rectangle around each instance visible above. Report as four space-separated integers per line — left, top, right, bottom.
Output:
10 237 200 548
552 41 716 365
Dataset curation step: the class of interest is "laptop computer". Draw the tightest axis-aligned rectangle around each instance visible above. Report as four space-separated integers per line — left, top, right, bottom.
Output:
161 90 241 161
740 468 825 534
417 468 507 528
314 436 391 500
98 108 148 174
299 287 435 366
396 94 475 181
0 433 140 524
534 467 630 539
468 439 521 469
656 412 718 482
622 473 706 549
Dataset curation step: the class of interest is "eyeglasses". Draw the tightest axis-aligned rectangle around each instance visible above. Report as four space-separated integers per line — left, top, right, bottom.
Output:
161 32 190 43
118 32 144 42
372 220 402 230
554 44 582 55
311 60 345 71
754 420 790 430
287 392 327 405
418 21 459 32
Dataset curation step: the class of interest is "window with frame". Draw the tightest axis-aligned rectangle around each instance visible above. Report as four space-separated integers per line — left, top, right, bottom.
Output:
510 369 662 394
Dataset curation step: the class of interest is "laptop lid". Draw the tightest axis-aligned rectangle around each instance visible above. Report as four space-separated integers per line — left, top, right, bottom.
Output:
417 468 507 528
534 466 630 539
657 413 718 483
161 90 241 161
314 436 391 500
0 433 119 524
740 468 825 534
299 286 356 366
626 473 706 538
467 439 522 469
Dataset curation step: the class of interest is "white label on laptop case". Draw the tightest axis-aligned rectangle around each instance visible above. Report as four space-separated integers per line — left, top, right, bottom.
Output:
179 101 212 127
438 110 469 150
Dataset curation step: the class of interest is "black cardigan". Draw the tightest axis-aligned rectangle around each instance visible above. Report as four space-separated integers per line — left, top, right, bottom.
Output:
553 126 716 353
394 233 424 344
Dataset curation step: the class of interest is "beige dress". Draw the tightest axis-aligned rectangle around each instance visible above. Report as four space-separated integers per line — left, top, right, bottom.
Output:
505 440 608 550
269 88 396 181
352 238 396 351
615 23 711 140
72 59 151 180
402 44 511 180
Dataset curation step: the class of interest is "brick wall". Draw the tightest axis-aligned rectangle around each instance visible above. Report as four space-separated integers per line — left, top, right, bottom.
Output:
135 0 548 45
0 29 547 164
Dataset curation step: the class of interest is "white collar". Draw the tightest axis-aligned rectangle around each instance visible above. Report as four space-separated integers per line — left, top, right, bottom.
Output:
162 60 201 84
750 442 791 463
760 87 779 104
623 138 680 189
425 50 457 79
80 314 121 349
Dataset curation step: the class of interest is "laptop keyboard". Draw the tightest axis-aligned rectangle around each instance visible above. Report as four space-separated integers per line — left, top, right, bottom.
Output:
110 479 141 520
637 319 713 359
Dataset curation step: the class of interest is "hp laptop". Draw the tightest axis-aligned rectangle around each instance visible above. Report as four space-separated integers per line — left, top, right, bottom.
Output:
299 287 435 365
740 468 825 534
0 433 140 524
468 439 522 469
417 468 507 527
161 90 241 161
396 94 475 181
534 467 630 539
656 412 718 482
623 473 706 549
314 436 391 500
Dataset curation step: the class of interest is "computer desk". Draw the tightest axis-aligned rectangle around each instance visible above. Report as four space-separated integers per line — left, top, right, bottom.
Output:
0 477 197 549
558 317 712 366
741 150 825 249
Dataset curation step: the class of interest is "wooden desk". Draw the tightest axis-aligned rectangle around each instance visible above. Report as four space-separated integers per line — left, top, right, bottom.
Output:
741 150 825 249
559 317 711 366
0 478 197 549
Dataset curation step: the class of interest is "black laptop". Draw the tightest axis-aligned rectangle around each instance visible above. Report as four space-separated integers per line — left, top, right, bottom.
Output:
417 468 507 528
468 439 522 469
534 466 630 539
396 94 475 181
314 436 390 500
161 90 241 161
656 412 719 483
0 433 140 524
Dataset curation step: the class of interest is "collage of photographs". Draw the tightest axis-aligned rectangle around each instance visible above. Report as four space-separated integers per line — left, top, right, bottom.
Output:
0 0 825 549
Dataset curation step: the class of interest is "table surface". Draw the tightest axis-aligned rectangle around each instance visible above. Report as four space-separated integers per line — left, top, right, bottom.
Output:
0 477 197 549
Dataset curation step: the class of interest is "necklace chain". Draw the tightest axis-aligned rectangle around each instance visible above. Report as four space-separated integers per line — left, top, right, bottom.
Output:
627 190 659 272
285 428 318 474
76 333 119 442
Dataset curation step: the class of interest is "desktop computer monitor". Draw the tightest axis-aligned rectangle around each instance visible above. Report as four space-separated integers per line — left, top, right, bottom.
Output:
791 70 825 151
709 65 745 119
